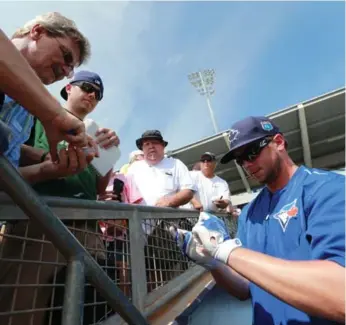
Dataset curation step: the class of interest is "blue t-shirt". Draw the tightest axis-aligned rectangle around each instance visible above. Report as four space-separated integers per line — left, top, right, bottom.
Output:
0 96 34 167
237 166 345 325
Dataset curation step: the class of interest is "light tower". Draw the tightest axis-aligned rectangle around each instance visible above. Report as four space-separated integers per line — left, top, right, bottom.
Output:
188 69 218 133
188 69 251 193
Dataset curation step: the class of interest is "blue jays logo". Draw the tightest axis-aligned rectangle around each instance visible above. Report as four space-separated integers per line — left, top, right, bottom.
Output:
261 121 273 131
273 199 299 232
228 129 239 146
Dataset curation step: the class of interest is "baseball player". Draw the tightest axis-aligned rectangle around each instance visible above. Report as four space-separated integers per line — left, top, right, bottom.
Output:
172 116 345 325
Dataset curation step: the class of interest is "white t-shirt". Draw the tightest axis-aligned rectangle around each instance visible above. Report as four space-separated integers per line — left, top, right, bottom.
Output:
190 171 231 212
127 157 195 206
128 157 196 235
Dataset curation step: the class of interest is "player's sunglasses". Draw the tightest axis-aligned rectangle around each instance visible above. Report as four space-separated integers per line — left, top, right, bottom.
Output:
73 82 102 101
234 137 273 165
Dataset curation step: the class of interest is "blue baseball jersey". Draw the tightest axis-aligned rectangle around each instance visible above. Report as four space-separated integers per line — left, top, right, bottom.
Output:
237 166 345 325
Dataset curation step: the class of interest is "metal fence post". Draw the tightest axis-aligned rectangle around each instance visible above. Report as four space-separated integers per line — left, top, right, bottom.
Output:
129 209 147 312
62 256 85 325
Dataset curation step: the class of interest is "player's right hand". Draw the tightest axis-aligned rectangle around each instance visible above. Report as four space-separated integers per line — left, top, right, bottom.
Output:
169 225 218 270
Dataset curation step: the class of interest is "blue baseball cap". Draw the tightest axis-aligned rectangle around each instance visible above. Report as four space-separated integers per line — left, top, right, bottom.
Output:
60 70 104 100
220 116 281 164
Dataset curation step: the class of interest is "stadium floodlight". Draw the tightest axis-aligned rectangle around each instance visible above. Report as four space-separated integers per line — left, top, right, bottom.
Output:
188 69 218 133
188 69 252 193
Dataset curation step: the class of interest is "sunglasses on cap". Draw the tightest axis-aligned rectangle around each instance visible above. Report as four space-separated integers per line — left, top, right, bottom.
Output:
73 82 102 101
200 156 215 162
234 136 273 165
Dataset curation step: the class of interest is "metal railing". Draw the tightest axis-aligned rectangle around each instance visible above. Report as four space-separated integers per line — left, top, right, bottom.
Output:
0 149 237 324
0 155 151 325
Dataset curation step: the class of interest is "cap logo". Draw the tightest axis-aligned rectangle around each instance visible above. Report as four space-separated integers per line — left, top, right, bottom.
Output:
259 139 267 147
94 79 101 85
261 121 273 131
228 129 239 145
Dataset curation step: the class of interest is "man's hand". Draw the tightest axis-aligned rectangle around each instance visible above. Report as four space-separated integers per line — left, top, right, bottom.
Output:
98 190 122 202
95 127 120 149
40 145 95 179
192 212 242 264
43 111 87 161
155 196 172 208
169 226 219 270
86 135 100 157
213 199 229 209
43 152 51 162
191 197 203 211
193 202 203 211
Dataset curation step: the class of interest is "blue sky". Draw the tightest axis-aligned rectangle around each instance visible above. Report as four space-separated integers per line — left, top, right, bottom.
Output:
2 1 345 168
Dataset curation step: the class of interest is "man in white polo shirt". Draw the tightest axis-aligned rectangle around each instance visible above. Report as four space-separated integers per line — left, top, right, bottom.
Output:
128 130 195 290
128 130 195 208
189 152 232 213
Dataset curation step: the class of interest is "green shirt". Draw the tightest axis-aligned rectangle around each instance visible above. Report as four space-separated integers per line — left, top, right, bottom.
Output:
32 120 98 200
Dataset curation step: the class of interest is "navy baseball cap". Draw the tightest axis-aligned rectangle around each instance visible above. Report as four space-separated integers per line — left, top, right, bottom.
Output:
220 116 281 164
60 70 104 100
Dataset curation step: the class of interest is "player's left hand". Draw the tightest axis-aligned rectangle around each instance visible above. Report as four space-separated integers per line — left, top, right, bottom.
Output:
192 212 242 264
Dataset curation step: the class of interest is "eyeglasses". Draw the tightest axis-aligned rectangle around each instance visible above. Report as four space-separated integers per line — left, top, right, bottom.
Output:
54 38 75 78
234 137 273 165
74 82 102 101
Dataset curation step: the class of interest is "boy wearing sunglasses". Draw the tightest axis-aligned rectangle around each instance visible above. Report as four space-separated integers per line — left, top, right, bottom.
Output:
173 116 345 325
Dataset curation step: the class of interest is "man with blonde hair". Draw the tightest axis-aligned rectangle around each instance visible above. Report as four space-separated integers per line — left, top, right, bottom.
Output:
0 12 93 325
0 12 90 160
